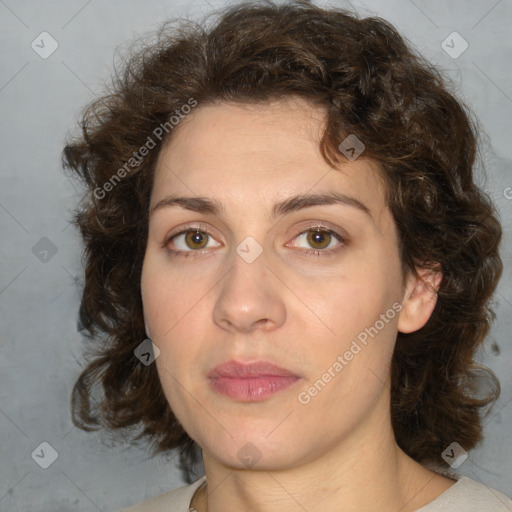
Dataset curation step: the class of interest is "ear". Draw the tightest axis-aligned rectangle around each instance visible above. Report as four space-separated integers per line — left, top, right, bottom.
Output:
143 311 152 339
397 265 442 334
142 307 151 339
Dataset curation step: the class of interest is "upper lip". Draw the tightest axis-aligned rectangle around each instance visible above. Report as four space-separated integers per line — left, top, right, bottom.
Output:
208 360 300 378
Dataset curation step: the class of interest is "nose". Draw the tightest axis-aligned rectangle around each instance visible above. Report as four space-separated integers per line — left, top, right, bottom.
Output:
212 248 286 333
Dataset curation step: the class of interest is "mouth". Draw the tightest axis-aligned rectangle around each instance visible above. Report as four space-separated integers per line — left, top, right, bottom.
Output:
207 360 302 402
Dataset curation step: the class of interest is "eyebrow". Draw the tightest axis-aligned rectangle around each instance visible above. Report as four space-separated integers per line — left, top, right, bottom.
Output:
149 191 373 221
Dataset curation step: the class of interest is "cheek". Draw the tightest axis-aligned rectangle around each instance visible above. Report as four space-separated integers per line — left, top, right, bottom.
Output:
309 261 399 335
141 256 206 339
141 259 211 383
297 260 402 391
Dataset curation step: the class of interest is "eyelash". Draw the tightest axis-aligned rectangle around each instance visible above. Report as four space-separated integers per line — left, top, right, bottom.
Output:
162 223 347 259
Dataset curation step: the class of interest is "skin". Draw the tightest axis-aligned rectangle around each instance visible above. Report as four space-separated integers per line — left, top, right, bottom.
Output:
140 97 455 512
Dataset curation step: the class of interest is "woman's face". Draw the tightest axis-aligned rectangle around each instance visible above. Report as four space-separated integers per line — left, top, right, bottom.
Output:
141 97 428 471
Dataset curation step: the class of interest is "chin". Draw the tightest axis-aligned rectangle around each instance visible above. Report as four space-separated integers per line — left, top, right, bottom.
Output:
199 431 304 471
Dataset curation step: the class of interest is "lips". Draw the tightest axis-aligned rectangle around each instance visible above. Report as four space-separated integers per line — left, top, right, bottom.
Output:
207 360 301 401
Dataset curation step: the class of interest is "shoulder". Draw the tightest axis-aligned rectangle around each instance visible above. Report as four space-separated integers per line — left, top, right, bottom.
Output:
418 475 512 511
112 476 206 512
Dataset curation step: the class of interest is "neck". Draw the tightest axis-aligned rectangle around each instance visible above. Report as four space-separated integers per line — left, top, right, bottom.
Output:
191 393 455 512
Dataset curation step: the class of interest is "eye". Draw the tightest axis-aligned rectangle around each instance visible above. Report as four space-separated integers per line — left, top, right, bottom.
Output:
287 226 346 256
165 227 222 256
163 224 346 259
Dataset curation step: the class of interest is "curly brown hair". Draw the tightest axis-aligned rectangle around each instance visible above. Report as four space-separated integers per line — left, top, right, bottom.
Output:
62 0 503 477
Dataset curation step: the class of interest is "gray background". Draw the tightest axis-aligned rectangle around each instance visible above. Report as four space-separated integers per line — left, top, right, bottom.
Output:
1 0 511 510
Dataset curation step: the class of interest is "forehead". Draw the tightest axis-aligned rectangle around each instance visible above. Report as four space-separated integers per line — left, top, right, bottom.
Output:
151 98 389 225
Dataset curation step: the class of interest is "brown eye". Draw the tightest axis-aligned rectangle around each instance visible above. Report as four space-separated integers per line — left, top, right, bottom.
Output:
306 229 332 249
166 229 221 254
286 226 346 257
184 230 209 250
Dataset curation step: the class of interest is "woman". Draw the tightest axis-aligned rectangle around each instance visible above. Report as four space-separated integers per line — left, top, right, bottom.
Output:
62 1 512 510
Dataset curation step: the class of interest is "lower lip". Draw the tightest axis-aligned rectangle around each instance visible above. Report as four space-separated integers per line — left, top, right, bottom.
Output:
209 376 300 401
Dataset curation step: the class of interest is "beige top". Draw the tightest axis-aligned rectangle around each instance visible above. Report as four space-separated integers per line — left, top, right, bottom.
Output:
115 474 512 511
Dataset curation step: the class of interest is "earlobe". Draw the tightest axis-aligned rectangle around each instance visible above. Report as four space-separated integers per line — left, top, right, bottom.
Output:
397 266 442 334
142 307 152 339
